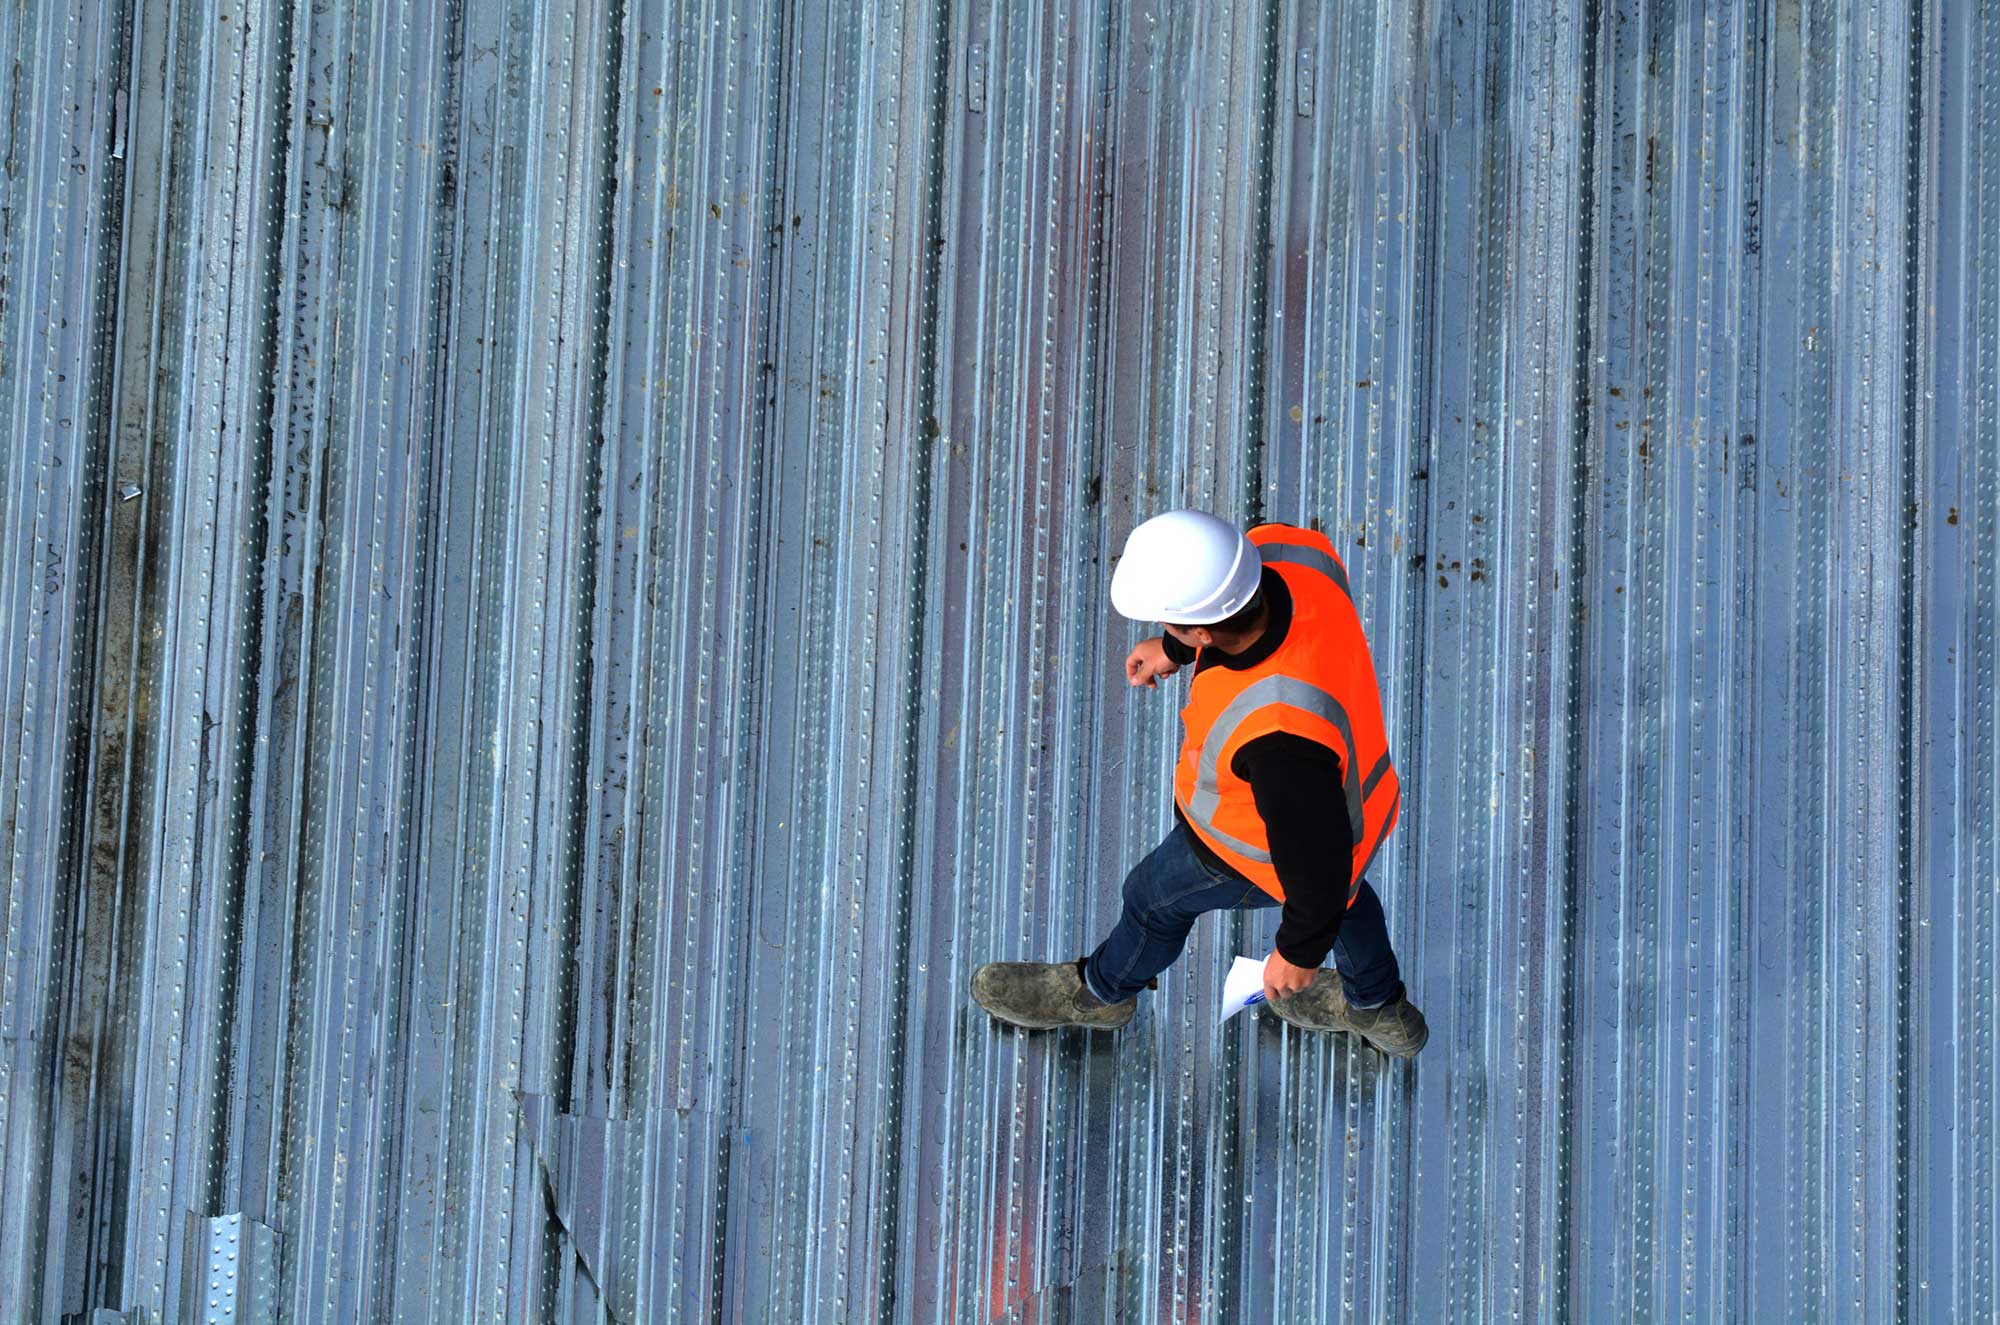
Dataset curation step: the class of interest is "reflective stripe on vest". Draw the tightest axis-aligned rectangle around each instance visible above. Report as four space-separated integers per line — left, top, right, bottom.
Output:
1253 539 1351 599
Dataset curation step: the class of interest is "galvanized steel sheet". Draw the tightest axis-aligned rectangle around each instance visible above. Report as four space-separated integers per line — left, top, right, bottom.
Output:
1 0 1995 1320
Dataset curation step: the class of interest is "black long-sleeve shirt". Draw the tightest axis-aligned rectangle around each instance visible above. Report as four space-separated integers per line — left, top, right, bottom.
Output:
1163 568 1357 968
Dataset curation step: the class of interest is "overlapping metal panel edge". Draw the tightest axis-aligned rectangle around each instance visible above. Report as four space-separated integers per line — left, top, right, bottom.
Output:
2 0 1995 1321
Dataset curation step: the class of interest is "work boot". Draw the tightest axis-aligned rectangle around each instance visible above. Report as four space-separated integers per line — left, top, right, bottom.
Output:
971 958 1138 1031
1269 973 1429 1058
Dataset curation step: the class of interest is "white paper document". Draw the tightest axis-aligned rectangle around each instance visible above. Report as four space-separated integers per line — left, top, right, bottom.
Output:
1219 955 1269 1024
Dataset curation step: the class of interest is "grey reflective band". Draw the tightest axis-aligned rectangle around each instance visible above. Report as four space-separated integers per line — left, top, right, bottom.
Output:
1196 818 1275 865
1361 750 1394 801
1350 782 1399 888
1184 675 1366 851
1257 540 1351 598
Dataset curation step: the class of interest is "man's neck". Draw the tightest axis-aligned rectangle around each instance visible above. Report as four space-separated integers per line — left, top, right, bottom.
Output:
1205 609 1269 656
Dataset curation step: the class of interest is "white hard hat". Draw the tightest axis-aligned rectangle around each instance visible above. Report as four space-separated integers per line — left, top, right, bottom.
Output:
1109 509 1262 624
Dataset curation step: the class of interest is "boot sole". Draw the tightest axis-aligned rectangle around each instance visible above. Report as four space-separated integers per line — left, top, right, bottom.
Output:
975 999 1135 1031
981 1009 1133 1032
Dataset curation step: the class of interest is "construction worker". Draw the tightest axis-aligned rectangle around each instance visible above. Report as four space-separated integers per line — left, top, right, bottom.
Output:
971 509 1428 1057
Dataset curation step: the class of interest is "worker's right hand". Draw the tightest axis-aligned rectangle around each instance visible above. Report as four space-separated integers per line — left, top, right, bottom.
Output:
1124 637 1181 689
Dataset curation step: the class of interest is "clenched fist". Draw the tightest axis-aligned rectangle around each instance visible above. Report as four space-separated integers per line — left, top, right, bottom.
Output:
1125 637 1181 689
1262 948 1315 1003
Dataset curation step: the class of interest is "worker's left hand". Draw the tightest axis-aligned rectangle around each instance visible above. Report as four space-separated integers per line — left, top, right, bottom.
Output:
1262 949 1316 1003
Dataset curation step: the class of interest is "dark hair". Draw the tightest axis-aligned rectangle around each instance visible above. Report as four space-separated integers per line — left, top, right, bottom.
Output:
1173 590 1266 638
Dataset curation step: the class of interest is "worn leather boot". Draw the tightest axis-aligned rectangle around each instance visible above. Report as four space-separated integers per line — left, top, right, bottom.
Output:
1269 972 1429 1058
971 959 1138 1031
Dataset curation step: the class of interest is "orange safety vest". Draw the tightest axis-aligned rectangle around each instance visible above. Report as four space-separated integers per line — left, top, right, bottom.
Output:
1172 524 1400 903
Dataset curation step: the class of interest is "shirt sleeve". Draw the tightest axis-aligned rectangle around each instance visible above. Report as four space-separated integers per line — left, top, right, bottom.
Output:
1160 632 1197 667
1234 731 1354 968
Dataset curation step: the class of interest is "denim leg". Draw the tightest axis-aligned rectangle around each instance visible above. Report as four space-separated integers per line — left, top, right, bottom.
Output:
1084 822 1264 1002
1330 879 1404 1008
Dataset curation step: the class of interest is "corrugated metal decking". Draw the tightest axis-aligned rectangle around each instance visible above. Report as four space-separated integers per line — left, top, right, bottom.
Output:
1 0 1995 1320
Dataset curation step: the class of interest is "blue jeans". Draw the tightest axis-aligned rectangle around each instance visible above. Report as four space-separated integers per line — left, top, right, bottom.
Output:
1082 820 1404 1008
